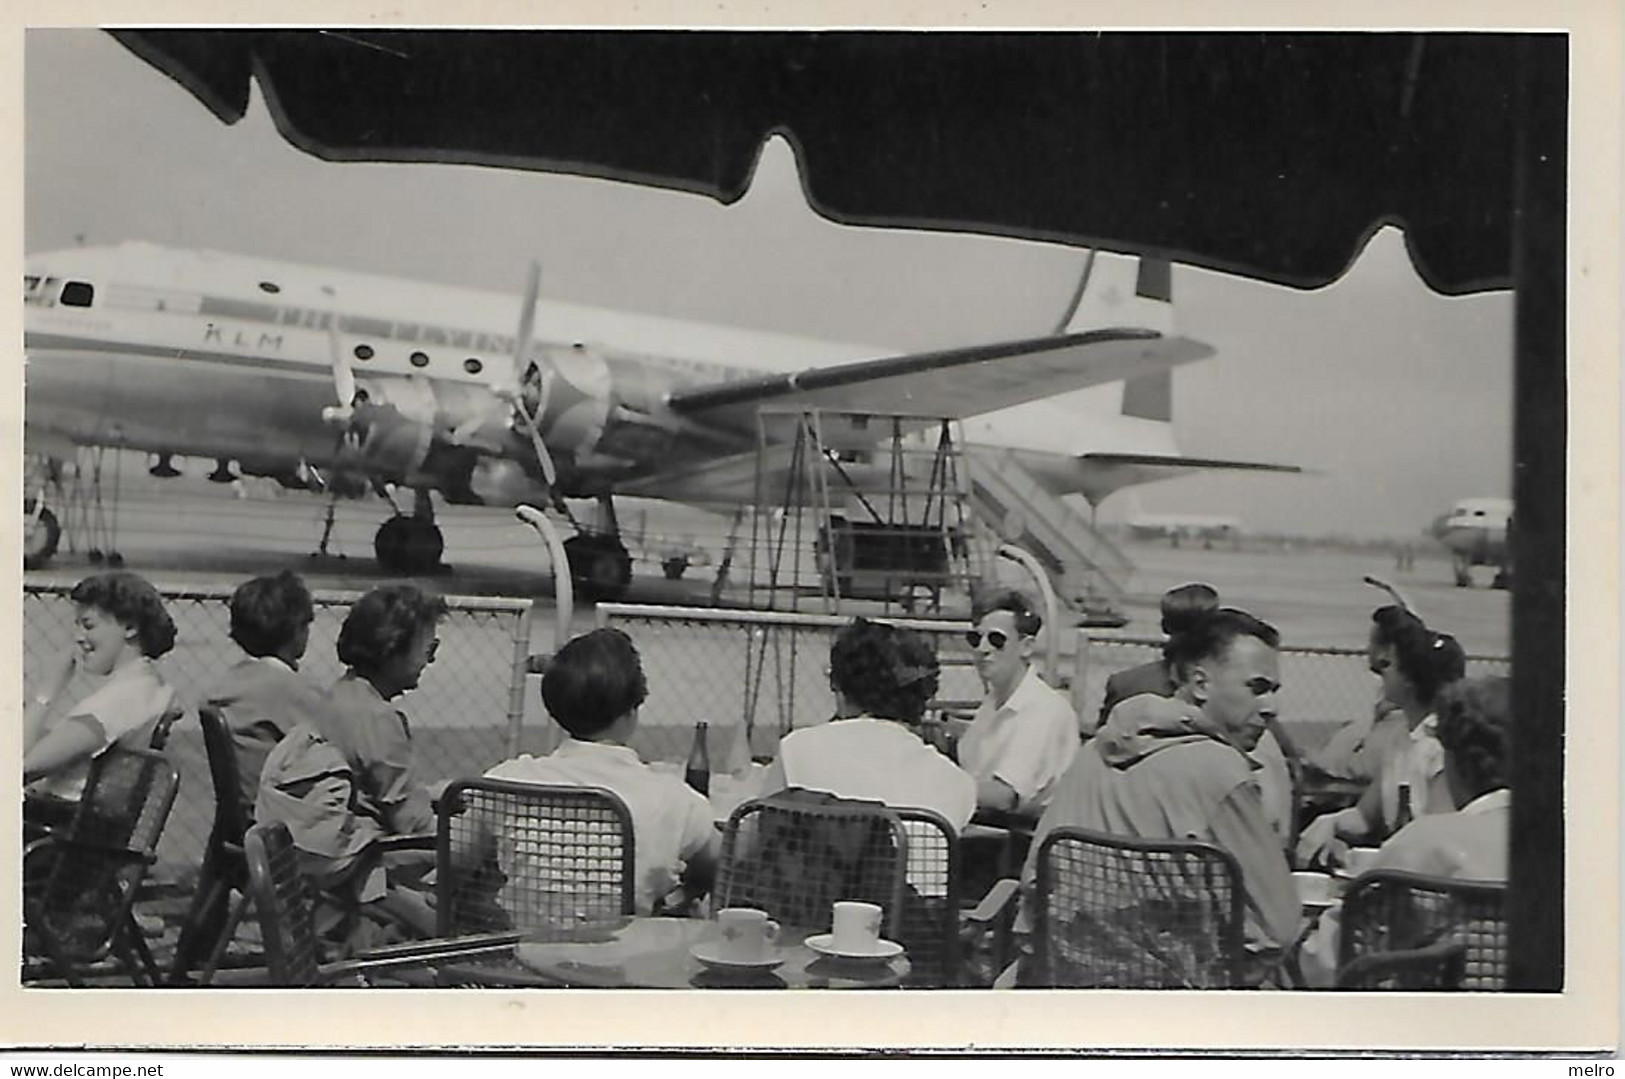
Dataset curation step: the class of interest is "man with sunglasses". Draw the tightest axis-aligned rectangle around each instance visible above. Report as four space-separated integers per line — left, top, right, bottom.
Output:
1017 607 1300 983
957 590 1080 818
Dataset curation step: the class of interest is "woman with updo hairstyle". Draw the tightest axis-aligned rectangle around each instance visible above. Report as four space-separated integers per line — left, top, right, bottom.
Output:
1297 605 1469 868
24 571 178 819
1295 677 1511 987
759 618 977 833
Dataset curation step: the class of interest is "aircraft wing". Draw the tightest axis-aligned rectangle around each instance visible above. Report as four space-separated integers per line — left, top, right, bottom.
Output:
988 446 1304 507
666 329 1213 437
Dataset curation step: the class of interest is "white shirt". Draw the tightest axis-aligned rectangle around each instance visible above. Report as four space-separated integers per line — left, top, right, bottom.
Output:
486 739 715 916
959 666 1080 813
1380 713 1448 830
30 659 174 802
775 717 977 834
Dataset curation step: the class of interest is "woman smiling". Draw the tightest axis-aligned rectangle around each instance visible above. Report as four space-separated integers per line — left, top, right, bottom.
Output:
24 572 177 813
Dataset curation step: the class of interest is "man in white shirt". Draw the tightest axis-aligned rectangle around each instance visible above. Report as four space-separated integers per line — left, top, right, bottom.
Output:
477 628 718 918
958 590 1079 817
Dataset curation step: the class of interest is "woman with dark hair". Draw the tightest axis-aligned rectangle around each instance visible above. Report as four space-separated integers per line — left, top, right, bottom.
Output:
321 583 449 837
1296 676 1510 987
1296 605 1468 867
1095 582 1220 734
254 583 447 939
759 618 976 832
204 569 332 811
24 571 177 808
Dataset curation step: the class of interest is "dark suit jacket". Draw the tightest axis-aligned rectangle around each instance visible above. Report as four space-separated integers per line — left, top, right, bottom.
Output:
1094 659 1177 736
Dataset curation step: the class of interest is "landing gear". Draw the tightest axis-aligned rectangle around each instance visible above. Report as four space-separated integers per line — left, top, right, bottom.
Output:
374 515 445 576
24 499 60 570
1491 566 1512 590
564 533 632 601
564 494 632 601
149 453 182 479
1452 553 1473 588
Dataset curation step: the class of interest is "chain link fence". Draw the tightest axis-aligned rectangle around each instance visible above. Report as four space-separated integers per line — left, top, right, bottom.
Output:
593 605 1513 773
24 586 1512 879
1073 634 1514 753
23 583 539 875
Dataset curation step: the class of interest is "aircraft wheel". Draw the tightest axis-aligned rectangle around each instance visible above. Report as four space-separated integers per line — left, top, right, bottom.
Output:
1491 570 1511 590
24 503 60 570
661 555 689 580
374 516 411 574
565 535 632 601
399 518 445 575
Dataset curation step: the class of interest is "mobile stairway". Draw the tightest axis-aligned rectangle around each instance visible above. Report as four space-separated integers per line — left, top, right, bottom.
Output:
963 444 1135 624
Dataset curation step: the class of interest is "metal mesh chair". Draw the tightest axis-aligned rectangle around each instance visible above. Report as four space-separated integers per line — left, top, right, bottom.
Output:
715 789 909 937
169 704 255 984
23 747 180 986
1337 869 1507 990
436 779 636 936
1028 826 1248 988
244 821 519 987
892 807 961 987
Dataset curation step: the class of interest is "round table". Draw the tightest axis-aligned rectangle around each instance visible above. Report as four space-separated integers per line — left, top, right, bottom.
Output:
447 917 910 989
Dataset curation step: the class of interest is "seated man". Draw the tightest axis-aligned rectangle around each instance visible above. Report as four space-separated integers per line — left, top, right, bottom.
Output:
958 590 1079 819
476 628 718 919
1016 608 1299 985
205 569 332 812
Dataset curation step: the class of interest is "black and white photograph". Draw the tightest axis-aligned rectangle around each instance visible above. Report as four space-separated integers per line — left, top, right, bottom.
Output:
7 10 1618 1055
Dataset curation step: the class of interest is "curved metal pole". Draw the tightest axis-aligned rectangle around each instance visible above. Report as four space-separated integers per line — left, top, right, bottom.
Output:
997 542 1059 685
516 504 573 650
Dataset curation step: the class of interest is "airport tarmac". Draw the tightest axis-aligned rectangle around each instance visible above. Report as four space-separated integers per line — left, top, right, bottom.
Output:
23 457 1511 655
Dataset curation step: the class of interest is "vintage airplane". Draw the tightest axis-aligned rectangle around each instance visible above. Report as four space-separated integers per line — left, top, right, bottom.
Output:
23 241 1291 597
1428 496 1513 588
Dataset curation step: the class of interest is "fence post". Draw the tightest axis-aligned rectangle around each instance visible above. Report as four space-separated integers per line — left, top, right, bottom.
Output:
504 602 539 759
1073 627 1094 739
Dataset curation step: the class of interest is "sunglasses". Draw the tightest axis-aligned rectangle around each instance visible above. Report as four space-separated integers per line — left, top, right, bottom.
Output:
965 629 1013 651
426 638 441 661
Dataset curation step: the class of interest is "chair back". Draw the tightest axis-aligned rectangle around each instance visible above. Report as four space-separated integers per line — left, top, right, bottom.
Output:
1029 826 1247 988
26 748 180 973
436 779 636 936
243 820 326 986
892 806 961 987
715 789 909 937
1338 869 1508 990
198 705 252 854
147 701 187 751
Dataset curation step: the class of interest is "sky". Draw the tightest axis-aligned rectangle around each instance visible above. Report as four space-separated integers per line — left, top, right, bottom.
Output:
22 29 1515 540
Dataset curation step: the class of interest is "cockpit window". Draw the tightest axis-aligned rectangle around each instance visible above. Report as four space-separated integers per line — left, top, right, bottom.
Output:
59 281 95 308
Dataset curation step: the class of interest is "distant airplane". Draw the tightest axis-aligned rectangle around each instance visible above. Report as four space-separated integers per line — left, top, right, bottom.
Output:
1125 513 1244 547
1428 496 1513 588
23 242 1293 596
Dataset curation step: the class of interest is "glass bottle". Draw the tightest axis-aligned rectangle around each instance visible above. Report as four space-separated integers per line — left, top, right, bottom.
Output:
685 721 711 796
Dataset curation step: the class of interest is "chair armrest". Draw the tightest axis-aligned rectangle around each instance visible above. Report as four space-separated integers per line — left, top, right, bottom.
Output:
32 834 152 866
1335 936 1467 990
964 878 1021 926
319 931 524 984
370 833 437 854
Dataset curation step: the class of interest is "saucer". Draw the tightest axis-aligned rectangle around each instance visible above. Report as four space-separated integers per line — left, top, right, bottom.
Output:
803 934 905 963
689 941 787 973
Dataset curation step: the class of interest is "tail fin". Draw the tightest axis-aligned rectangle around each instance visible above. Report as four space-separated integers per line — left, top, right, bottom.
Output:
1121 370 1173 423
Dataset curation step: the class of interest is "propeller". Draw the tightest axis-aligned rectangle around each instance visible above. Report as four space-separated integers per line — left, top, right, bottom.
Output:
319 285 360 426
500 261 559 488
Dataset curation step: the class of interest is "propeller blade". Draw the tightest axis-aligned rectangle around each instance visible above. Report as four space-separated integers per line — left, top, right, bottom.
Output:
321 285 356 407
506 260 558 487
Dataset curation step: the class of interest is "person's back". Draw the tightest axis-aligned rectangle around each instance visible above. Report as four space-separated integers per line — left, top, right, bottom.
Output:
772 717 977 833
206 657 333 811
486 743 713 915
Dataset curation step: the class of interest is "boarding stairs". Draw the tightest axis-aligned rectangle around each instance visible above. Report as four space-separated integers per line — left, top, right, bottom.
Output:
962 445 1135 618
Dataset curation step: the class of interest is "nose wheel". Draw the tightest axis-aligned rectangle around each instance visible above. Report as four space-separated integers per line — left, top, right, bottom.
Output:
24 501 60 570
374 515 445 576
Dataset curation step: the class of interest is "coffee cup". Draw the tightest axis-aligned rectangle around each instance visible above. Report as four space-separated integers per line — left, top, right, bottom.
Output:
1343 847 1382 877
831 901 884 954
1292 870 1335 908
715 907 779 961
